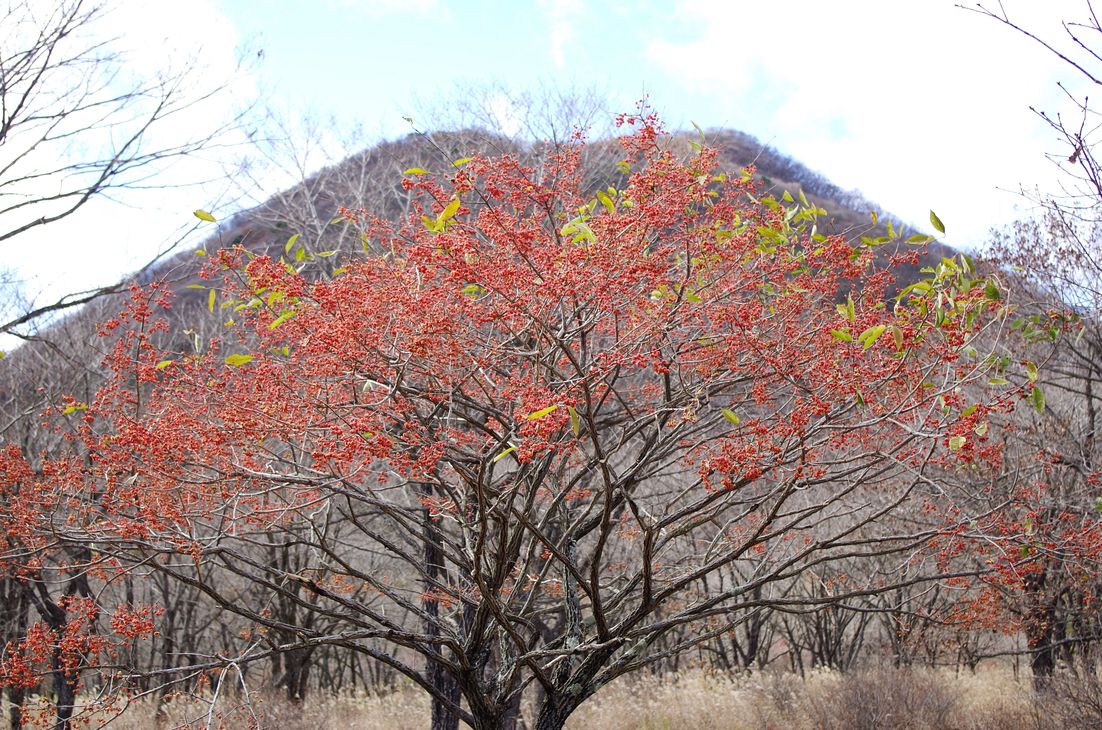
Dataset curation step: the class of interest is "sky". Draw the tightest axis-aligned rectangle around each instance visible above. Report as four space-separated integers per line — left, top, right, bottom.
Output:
3 0 1093 330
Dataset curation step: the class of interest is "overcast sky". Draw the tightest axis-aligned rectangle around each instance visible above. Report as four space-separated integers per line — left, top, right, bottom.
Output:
5 0 1091 322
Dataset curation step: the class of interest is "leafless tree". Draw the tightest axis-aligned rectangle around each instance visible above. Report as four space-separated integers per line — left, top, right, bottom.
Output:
0 0 252 339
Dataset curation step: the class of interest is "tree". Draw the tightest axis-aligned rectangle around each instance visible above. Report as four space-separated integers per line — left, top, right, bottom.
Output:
0 113 1010 729
961 1 1102 686
964 2 1102 215
0 0 250 339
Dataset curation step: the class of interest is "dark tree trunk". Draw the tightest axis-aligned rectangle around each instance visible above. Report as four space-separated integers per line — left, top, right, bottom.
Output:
50 651 78 730
534 696 579 730
8 685 25 730
278 646 315 703
501 688 526 730
422 484 461 730
1025 570 1057 690
429 662 461 730
2 578 28 730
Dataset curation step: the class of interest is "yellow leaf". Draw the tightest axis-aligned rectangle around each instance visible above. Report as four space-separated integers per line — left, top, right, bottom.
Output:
596 190 615 214
525 405 558 420
568 405 581 436
193 209 217 222
225 354 254 367
438 198 461 224
493 446 517 463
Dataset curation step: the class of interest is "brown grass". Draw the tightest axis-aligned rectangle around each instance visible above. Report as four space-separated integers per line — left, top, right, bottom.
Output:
6 666 1084 729
565 667 1035 730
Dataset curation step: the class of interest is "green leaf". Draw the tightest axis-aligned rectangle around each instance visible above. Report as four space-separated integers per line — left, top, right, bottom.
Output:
836 294 856 323
208 288 216 313
225 354 254 367
269 310 296 329
568 405 581 436
830 329 853 342
1026 361 1039 382
949 435 966 451
984 281 1001 301
62 402 88 415
155 360 174 370
857 324 886 349
1031 385 1046 414
525 405 558 420
193 209 217 223
284 233 300 254
975 421 989 436
721 408 741 425
460 283 483 297
987 377 1010 386
492 445 517 463
404 167 429 175
929 210 945 234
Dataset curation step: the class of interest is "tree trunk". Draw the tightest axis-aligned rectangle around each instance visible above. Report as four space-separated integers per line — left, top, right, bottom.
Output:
1024 570 1057 690
423 484 461 730
8 685 25 730
278 646 315 703
50 649 78 730
534 697 576 730
429 662 461 730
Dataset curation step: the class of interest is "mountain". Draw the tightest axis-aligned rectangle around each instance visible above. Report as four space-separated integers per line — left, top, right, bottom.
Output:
0 127 953 441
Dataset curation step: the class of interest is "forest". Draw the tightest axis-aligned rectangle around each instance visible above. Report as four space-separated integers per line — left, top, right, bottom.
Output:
2 2 1102 729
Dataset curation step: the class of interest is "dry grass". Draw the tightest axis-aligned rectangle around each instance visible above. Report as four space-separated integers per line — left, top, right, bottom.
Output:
565 666 1036 730
6 666 1090 729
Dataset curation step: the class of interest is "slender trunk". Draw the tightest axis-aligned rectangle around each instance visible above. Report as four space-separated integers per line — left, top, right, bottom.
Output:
50 649 78 730
423 484 460 730
4 580 28 730
8 685 25 730
501 689 526 730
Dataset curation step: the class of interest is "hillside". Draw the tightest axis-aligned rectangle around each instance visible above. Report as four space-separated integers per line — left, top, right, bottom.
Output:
0 126 953 441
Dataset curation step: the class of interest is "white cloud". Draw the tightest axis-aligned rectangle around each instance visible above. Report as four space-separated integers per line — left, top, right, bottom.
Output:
646 0 1087 247
321 0 442 16
540 0 583 69
488 93 523 138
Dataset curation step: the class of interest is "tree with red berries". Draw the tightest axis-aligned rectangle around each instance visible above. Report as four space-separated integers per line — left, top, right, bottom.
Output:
1 114 1011 729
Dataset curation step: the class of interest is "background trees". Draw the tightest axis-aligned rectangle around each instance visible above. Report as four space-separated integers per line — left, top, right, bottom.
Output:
963 1 1102 685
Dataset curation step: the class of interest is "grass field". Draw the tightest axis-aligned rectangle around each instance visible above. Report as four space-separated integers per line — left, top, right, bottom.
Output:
28 664 1097 729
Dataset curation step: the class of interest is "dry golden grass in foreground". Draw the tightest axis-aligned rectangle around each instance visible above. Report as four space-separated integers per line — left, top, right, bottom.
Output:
15 666 1102 729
